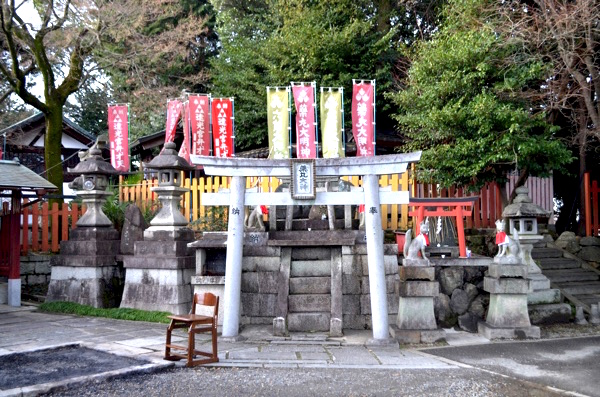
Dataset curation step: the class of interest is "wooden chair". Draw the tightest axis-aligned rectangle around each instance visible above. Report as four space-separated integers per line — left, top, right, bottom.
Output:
164 292 219 367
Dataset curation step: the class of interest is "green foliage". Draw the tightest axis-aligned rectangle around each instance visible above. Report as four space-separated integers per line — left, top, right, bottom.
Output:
190 206 228 231
39 301 171 323
387 0 573 191
65 80 112 137
102 187 129 233
210 0 411 150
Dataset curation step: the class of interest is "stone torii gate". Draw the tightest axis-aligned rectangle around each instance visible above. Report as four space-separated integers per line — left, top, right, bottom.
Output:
191 152 421 342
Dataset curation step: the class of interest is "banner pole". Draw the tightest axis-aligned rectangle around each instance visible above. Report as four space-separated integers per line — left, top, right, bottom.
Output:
127 103 131 172
208 95 213 156
372 79 376 155
312 81 319 159
287 86 292 158
231 97 235 157
340 87 345 157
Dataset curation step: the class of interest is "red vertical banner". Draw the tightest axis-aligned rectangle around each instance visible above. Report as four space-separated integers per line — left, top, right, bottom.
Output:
165 99 183 145
178 101 191 163
291 84 316 159
107 104 130 171
211 98 234 157
351 81 375 157
189 94 211 156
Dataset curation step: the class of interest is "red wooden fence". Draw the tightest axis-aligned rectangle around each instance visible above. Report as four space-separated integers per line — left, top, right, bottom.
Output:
9 199 86 255
584 172 599 237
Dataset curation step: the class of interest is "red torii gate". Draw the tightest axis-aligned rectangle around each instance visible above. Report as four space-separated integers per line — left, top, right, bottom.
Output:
409 197 478 258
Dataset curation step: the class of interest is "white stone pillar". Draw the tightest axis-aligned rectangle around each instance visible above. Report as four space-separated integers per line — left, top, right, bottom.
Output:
222 176 246 337
363 174 389 340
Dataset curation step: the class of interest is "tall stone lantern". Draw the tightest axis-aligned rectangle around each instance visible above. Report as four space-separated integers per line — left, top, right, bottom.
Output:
47 148 123 308
120 142 197 313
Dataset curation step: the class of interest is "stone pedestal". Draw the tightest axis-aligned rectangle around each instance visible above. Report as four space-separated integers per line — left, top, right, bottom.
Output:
47 227 123 308
390 265 445 344
479 263 540 339
120 228 195 314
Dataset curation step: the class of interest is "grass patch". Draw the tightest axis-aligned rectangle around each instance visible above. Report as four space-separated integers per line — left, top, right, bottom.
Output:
39 301 172 324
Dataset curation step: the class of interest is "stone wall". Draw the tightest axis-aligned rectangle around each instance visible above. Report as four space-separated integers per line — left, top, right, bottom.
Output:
434 265 489 332
555 233 600 269
20 254 53 286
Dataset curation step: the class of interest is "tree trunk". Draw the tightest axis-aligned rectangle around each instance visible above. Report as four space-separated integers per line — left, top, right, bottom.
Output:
578 130 587 236
44 107 65 200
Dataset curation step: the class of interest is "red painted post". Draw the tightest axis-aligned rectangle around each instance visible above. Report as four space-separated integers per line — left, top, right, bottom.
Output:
584 172 591 236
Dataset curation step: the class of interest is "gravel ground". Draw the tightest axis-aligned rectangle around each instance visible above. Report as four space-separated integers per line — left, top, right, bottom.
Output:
42 367 562 397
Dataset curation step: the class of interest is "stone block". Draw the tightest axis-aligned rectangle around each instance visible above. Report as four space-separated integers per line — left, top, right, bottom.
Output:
291 247 332 260
484 277 530 294
401 258 431 267
258 272 279 293
528 274 551 291
528 288 561 305
488 264 528 278
398 281 439 297
486 293 531 328
123 255 194 270
288 295 331 312
478 322 540 340
330 317 343 337
241 256 281 272
241 272 259 292
389 326 446 344
290 260 331 277
342 254 365 275
120 282 193 314
122 267 193 285
360 294 399 315
243 246 281 257
241 293 278 316
361 276 396 294
343 314 368 330
61 240 121 256
142 227 194 242
399 266 435 281
342 275 361 294
290 277 331 294
134 240 190 257
273 317 287 336
34 261 51 275
19 262 35 275
396 296 437 330
0 283 7 304
69 227 119 241
26 275 48 285
342 295 360 315
288 313 330 332
528 303 571 325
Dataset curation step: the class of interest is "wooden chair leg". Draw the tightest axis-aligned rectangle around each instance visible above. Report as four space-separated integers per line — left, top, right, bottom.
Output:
186 326 195 367
212 326 218 361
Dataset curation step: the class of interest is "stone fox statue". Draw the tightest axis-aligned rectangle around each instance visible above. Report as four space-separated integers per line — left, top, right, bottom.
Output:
404 220 430 263
495 219 520 258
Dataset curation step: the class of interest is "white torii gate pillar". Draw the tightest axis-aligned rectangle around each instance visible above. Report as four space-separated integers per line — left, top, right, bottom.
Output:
222 176 246 338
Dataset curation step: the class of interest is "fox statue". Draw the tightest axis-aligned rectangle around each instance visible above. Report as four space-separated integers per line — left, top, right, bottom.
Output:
494 219 521 264
403 220 431 264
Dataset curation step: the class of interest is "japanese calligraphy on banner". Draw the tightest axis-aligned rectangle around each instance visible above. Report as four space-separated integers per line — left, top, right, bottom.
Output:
178 101 191 163
266 87 290 159
320 89 344 158
291 84 316 159
107 104 130 172
351 80 375 157
211 98 234 157
189 94 211 156
164 99 183 145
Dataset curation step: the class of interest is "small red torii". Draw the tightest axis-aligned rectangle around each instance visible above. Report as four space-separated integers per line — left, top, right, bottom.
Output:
409 197 478 258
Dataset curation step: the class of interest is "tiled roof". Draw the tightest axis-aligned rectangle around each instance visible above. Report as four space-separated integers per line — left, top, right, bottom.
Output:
0 160 57 191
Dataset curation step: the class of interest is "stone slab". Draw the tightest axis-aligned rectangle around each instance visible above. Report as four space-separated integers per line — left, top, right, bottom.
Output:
486 293 532 328
290 277 331 294
477 321 540 340
484 277 530 294
288 295 331 312
389 325 446 344
290 261 331 277
396 296 437 330
50 255 117 268
488 264 528 279
399 266 435 281
528 273 551 291
528 303 571 325
398 281 439 297
123 256 195 270
287 313 330 332
134 240 191 257
527 288 561 305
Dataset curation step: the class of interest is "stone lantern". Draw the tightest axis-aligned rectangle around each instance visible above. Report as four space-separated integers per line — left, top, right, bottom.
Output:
120 142 196 313
502 186 551 240
46 147 122 308
143 142 194 229
66 148 120 227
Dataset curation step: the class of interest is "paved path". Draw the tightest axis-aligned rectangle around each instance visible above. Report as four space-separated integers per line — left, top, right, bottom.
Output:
1 304 600 397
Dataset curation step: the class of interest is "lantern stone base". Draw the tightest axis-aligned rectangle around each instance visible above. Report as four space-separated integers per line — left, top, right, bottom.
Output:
478 322 540 340
46 227 122 308
120 227 195 314
389 326 446 344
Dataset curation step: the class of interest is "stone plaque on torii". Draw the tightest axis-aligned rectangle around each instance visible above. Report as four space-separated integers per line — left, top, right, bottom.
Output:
191 152 421 342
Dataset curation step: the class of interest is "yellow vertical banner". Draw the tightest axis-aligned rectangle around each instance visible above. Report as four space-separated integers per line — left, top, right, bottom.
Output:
320 89 344 158
267 87 290 159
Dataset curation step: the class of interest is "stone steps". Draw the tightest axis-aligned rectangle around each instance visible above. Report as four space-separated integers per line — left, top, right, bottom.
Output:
543 269 600 283
531 247 563 259
555 281 600 295
575 294 600 306
287 247 332 332
537 257 581 270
